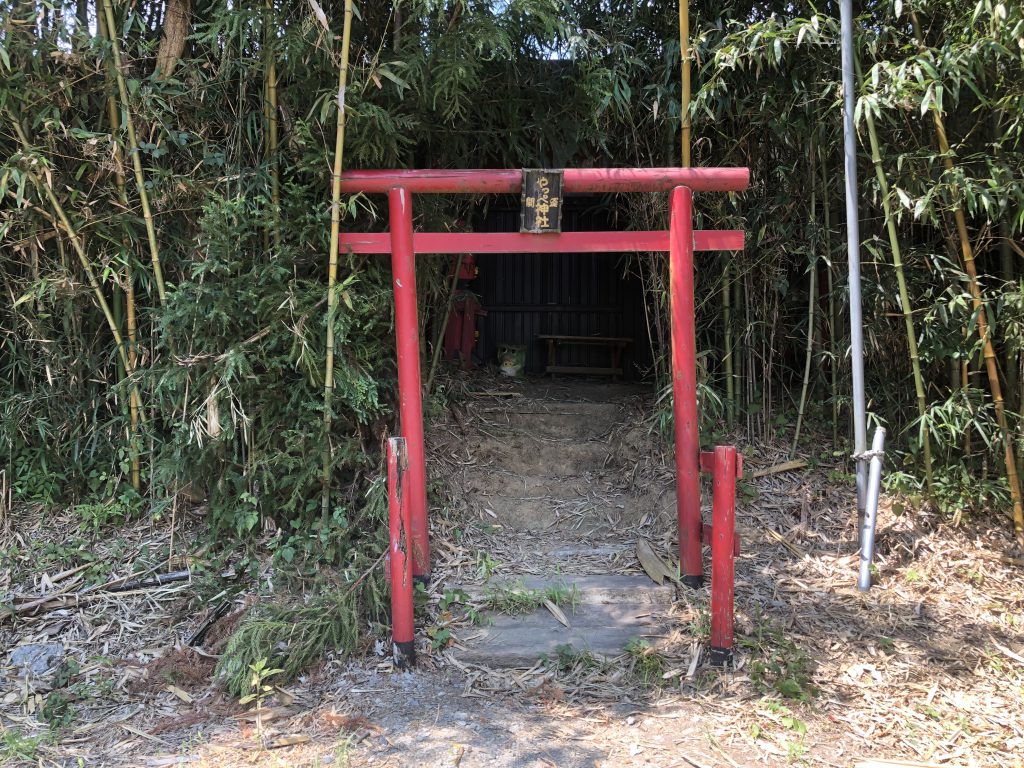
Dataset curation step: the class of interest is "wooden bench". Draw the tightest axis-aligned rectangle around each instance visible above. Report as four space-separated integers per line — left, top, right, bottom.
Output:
538 335 632 379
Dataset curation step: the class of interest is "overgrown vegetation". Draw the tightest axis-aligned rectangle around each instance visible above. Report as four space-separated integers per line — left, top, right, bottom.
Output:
1 0 1022 694
216 580 380 695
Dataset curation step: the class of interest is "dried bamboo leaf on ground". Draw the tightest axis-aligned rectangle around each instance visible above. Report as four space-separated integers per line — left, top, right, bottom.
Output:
636 538 677 585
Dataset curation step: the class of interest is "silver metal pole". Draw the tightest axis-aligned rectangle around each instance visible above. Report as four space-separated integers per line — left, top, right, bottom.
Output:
858 426 886 591
840 0 868 513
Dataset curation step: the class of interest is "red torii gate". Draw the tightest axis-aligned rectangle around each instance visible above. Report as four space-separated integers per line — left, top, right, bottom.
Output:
339 167 749 666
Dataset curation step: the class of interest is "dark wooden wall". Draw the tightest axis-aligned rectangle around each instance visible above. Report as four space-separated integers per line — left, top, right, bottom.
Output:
473 199 654 377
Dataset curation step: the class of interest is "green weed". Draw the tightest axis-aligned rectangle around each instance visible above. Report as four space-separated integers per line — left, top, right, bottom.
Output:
0 729 49 763
483 581 578 615
739 621 818 701
475 551 499 581
39 691 77 730
548 643 603 673
625 638 668 687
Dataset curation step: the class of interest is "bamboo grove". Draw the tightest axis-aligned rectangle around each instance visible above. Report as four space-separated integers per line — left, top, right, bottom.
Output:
2 0 1023 565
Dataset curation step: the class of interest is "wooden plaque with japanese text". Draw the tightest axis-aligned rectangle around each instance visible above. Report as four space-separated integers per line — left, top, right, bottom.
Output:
520 169 563 233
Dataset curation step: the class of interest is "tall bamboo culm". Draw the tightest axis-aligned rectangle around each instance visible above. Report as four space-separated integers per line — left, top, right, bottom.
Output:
679 0 691 167
101 0 167 306
98 8 141 490
321 0 356 524
791 144 817 457
264 0 281 253
723 260 735 424
862 99 934 492
912 12 1024 544
820 155 839 450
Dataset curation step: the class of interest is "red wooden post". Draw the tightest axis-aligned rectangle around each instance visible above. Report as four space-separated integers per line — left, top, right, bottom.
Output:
387 437 416 667
670 186 702 588
388 187 431 580
709 445 737 666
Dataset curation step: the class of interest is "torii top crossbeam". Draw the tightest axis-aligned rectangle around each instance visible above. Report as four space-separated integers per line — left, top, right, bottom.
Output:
339 167 749 194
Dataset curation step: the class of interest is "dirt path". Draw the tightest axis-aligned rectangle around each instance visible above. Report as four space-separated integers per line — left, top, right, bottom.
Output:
3 377 1023 767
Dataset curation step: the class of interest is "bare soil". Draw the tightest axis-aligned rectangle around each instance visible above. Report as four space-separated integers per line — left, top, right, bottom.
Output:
2 375 1023 768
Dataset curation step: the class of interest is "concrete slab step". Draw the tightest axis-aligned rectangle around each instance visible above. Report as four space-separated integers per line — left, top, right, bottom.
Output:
452 576 672 668
471 574 673 605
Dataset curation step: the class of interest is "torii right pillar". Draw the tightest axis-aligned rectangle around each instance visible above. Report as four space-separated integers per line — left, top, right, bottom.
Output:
669 185 703 587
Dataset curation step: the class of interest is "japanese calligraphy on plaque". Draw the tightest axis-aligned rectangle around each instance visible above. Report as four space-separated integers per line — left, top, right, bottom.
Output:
521 169 563 233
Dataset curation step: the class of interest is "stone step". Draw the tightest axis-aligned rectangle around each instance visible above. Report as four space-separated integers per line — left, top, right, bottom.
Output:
463 435 617 476
464 487 676 531
472 402 623 439
470 574 674 605
462 470 639 499
466 493 636 532
452 575 672 668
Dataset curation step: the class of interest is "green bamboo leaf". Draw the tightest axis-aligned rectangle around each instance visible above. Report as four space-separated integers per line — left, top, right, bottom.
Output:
920 85 933 115
376 66 410 92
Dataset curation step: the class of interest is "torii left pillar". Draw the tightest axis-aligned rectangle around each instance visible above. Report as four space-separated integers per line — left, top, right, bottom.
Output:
388 187 431 581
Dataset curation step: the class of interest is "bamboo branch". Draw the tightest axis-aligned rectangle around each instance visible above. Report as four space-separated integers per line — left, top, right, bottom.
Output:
321 0 356 523
9 119 136 393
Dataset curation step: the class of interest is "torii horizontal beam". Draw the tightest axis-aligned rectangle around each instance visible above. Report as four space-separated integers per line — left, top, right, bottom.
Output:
339 230 744 254
339 167 749 194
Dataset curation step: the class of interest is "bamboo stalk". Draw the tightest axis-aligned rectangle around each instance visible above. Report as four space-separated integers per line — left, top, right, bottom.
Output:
321 0 357 523
723 260 734 424
98 3 141 490
912 12 1024 544
862 100 934 492
962 338 973 459
733 265 743 419
1001 220 1016 410
425 254 465 395
126 273 141 488
792 143 817 457
264 0 281 253
679 0 691 166
101 0 167 306
820 154 839 450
